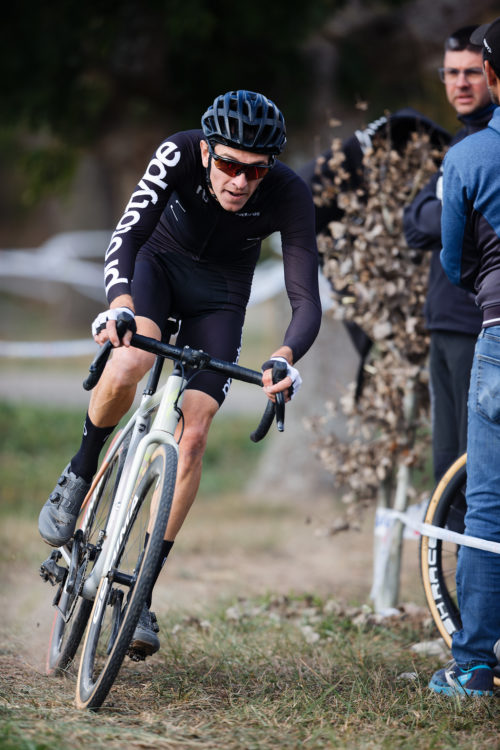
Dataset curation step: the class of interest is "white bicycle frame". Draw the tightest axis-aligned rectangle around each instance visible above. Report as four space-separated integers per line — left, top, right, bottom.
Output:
57 368 185 604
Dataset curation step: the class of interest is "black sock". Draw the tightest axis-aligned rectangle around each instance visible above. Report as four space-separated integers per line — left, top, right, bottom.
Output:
145 535 174 609
70 413 116 483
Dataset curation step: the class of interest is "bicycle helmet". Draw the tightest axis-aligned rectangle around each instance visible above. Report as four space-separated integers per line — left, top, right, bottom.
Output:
201 90 286 155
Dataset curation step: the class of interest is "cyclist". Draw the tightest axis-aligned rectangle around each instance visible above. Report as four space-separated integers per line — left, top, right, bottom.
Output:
403 26 494 485
430 19 500 697
38 90 322 656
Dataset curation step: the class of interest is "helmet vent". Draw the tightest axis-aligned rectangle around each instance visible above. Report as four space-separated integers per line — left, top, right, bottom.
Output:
202 90 286 155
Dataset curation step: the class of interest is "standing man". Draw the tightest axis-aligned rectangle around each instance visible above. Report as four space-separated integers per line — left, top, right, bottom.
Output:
430 19 500 697
38 90 322 656
403 26 496 484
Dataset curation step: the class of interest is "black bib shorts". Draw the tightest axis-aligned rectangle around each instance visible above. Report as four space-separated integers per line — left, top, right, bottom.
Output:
132 246 248 406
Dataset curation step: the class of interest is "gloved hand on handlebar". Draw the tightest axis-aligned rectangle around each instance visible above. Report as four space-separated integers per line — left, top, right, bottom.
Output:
261 356 302 401
92 306 136 347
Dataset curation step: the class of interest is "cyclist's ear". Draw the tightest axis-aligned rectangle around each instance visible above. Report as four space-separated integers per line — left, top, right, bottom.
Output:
200 139 210 168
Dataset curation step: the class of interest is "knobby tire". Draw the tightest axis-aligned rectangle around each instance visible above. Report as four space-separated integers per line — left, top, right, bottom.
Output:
46 432 129 675
420 452 500 685
420 453 466 647
75 443 177 709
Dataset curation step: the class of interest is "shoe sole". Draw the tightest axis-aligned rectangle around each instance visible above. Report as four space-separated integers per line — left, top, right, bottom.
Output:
39 532 72 548
129 636 159 657
428 678 493 697
129 635 160 656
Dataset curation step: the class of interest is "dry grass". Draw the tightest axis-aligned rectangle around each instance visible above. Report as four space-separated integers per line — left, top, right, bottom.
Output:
1 597 500 749
1 402 499 748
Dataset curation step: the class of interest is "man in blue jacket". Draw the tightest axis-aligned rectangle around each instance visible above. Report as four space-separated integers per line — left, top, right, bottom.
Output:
403 26 495 484
429 18 500 697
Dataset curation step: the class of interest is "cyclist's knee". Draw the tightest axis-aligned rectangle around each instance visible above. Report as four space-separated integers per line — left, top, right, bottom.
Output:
178 391 218 466
105 347 155 390
180 422 210 465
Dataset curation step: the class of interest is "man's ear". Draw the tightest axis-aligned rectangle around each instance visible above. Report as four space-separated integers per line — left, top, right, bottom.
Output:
484 60 498 88
200 139 209 168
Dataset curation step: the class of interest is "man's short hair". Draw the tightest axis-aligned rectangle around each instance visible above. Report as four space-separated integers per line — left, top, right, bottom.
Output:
445 25 481 53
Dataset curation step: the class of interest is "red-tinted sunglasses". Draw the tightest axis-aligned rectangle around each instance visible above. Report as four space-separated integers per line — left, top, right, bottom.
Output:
208 143 274 180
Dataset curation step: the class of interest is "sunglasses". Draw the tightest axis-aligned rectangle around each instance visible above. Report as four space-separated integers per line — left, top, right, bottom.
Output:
207 143 274 180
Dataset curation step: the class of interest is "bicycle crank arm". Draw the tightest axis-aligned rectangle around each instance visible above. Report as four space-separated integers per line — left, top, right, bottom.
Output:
107 569 136 587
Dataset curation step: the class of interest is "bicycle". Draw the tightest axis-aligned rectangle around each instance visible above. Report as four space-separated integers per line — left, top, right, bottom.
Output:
420 451 500 685
40 321 287 710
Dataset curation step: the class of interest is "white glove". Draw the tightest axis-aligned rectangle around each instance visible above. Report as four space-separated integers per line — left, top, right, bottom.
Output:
262 356 302 400
92 307 135 337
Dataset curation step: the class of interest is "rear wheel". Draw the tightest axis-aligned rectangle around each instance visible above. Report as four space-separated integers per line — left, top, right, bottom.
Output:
75 443 177 710
420 453 466 647
46 432 129 676
420 453 500 685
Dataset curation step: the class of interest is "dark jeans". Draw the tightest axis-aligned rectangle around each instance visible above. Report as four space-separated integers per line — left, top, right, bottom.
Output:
429 330 477 483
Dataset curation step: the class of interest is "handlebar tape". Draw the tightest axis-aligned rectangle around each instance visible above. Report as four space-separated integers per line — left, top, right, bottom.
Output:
250 360 287 442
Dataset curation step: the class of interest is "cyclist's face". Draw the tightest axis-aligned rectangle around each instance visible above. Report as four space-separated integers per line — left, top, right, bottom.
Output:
200 141 270 212
443 49 491 115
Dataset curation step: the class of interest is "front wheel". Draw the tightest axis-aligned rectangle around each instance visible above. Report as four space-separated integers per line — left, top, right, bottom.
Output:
46 431 130 676
75 443 177 710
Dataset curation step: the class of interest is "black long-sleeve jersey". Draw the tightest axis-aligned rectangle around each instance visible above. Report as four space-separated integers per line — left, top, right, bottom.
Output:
104 129 321 362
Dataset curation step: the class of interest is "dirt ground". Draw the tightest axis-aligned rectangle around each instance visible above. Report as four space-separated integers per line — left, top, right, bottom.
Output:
0 490 426 681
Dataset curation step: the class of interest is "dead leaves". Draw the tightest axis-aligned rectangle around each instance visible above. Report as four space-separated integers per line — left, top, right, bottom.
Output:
312 127 445 504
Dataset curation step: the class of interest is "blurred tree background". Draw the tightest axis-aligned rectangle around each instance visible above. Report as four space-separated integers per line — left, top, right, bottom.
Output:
0 0 498 246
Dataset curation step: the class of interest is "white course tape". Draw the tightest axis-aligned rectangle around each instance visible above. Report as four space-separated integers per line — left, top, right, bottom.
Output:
376 505 500 555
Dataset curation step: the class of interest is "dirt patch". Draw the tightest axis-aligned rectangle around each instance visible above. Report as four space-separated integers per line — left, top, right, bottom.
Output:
0 493 425 682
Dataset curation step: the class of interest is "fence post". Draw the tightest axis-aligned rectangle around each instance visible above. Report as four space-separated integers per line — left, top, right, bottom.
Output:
370 378 417 612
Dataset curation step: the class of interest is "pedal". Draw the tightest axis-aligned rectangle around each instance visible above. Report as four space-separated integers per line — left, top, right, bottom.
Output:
40 551 66 586
127 646 147 662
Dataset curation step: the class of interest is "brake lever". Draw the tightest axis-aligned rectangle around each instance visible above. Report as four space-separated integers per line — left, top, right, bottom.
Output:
272 361 288 432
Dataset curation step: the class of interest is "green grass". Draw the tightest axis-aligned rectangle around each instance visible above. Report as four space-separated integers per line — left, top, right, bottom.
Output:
0 401 266 517
0 401 85 517
201 415 266 495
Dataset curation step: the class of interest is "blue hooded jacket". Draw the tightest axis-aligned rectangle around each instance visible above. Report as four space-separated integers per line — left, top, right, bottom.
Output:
441 106 500 321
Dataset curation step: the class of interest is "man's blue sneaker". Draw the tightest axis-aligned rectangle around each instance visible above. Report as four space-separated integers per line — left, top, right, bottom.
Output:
429 661 494 697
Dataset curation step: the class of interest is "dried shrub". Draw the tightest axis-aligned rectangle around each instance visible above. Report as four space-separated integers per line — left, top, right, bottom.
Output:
312 123 446 510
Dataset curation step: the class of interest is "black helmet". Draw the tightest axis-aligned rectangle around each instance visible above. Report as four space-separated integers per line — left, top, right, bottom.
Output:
201 90 286 155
